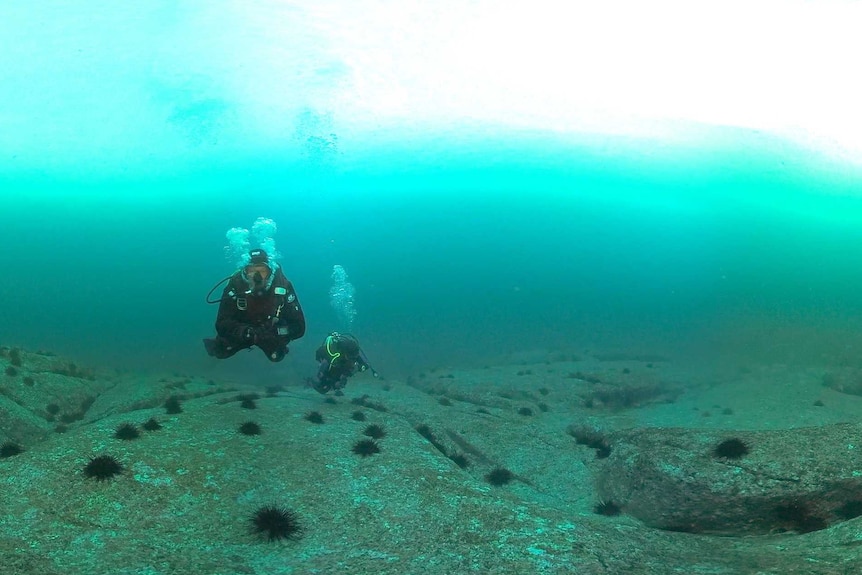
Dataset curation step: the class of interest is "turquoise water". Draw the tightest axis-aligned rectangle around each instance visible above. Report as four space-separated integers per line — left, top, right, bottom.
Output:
4 127 862 383
8 5 862 573
3 1 862 383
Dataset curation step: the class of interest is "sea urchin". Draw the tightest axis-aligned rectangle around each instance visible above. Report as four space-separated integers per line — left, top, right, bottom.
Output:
0 441 23 458
594 500 622 516
114 423 141 440
250 505 304 542
363 424 386 439
142 418 162 431
485 467 515 486
304 411 324 424
164 396 183 414
239 421 262 435
448 453 470 469
83 455 123 481
713 438 750 460
352 439 381 457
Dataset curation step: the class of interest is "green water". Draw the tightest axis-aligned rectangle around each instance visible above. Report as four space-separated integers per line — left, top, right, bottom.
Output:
2 0 862 379
3 125 862 381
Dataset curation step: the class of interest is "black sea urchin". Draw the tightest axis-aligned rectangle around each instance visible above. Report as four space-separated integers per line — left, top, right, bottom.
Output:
114 423 141 440
594 500 622 516
164 396 183 414
9 348 22 367
83 455 123 481
352 438 381 457
239 421 262 435
250 505 304 542
304 411 324 424
448 453 470 469
0 441 24 458
363 424 386 439
485 467 514 486
142 418 162 431
713 438 750 460
415 424 448 455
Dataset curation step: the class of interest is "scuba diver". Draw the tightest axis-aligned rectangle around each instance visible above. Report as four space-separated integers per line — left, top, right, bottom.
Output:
312 332 378 394
203 249 305 362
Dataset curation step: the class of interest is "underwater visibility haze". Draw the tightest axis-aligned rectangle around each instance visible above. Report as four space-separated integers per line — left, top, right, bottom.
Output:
8 2 862 574
2 0 862 382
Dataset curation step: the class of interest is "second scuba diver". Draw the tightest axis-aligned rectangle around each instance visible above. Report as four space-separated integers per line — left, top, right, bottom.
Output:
312 332 377 394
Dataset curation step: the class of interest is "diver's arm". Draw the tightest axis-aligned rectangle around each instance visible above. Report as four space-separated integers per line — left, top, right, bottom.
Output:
357 349 379 378
279 280 306 340
355 351 370 371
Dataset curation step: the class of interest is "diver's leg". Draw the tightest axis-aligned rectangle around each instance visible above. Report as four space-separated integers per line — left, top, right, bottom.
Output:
203 337 243 359
258 339 287 362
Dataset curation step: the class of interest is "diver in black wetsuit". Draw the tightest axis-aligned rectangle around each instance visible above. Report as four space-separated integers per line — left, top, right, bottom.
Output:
312 332 377 393
204 249 305 362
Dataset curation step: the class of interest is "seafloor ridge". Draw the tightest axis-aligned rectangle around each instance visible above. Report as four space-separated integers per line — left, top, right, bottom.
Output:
2 345 861 574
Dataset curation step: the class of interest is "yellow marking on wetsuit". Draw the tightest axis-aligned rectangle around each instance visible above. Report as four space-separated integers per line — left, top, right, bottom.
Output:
325 335 341 368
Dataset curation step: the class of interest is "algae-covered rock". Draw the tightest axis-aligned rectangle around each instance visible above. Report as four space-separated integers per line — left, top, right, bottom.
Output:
597 424 862 535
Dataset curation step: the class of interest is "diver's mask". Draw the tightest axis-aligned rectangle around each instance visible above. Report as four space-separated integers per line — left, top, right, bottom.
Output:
243 263 271 296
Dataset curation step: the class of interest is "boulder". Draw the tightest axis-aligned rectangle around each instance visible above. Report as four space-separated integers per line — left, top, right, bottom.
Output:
597 424 862 535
